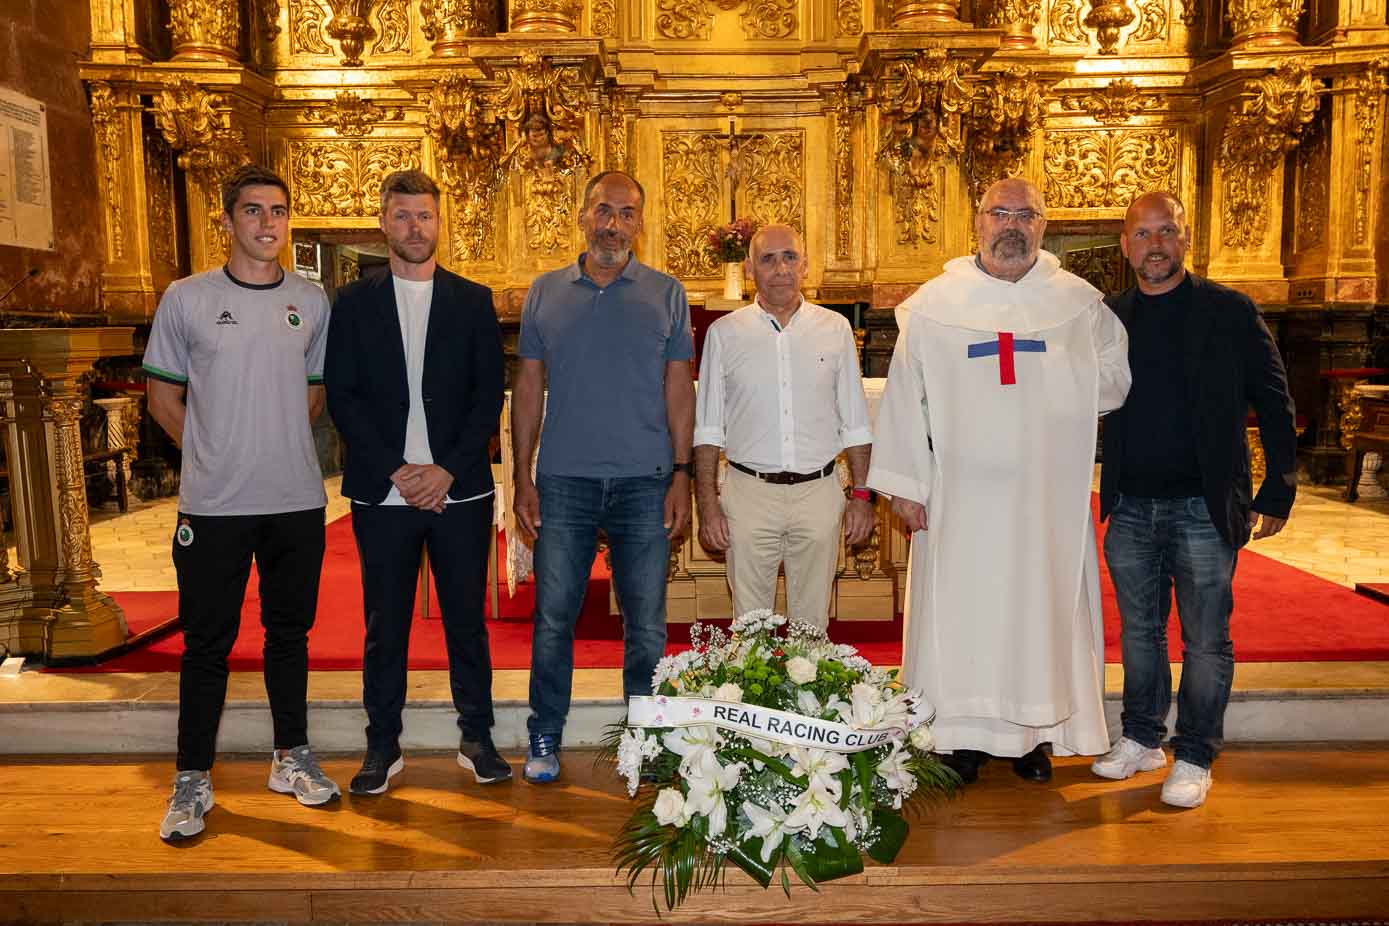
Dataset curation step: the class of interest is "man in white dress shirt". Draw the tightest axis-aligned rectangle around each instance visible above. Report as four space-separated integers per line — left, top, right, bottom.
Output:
694 224 874 628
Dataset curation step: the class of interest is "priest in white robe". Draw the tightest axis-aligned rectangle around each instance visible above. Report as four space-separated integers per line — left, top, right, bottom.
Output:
868 178 1131 785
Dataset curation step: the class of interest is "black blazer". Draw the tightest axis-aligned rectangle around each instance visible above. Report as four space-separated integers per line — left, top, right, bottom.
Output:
1099 274 1297 549
325 264 504 504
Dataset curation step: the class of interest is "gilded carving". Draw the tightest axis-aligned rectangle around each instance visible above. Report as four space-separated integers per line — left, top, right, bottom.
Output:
1060 78 1153 125
1349 59 1389 246
1049 0 1090 43
169 0 241 58
1043 129 1179 209
145 128 178 268
1131 0 1168 41
1226 0 1304 44
656 0 796 39
89 83 125 261
422 0 498 46
592 0 618 35
964 66 1046 207
253 0 282 69
1084 0 1136 54
740 132 804 232
741 0 798 38
1295 111 1328 251
875 47 971 246
373 0 411 52
326 0 378 65
827 87 857 259
290 0 333 53
657 0 715 38
152 79 251 262
428 76 504 262
304 90 405 135
837 0 864 35
983 0 1042 48
663 133 724 277
1062 243 1127 293
606 90 632 172
1216 61 1320 249
289 140 423 216
50 393 95 578
852 521 880 580
1179 0 1201 26
493 52 592 254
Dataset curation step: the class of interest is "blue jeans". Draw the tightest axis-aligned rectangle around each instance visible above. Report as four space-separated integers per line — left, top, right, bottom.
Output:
1103 495 1238 769
527 473 672 740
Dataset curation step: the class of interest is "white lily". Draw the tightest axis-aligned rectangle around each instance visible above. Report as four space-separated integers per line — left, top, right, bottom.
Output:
849 682 885 727
615 728 649 796
783 780 849 840
876 742 917 808
683 756 745 837
788 746 849 800
823 693 852 721
741 801 791 862
663 726 723 778
796 688 822 717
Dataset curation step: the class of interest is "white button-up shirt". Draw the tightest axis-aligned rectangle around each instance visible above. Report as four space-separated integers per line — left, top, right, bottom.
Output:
694 299 873 472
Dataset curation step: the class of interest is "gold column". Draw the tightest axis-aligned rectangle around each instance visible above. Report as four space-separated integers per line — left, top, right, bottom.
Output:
168 0 242 62
984 0 1041 49
422 0 499 56
0 328 136 661
88 81 161 321
509 0 582 32
1227 0 1305 49
890 0 962 29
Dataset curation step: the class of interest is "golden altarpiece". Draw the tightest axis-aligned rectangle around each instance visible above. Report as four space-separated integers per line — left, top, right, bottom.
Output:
66 0 1389 630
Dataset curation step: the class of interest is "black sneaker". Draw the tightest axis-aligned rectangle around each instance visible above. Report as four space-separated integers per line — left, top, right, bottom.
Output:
349 750 404 795
457 736 513 784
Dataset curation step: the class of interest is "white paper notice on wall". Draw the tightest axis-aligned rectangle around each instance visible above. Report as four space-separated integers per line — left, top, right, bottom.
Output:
0 85 54 251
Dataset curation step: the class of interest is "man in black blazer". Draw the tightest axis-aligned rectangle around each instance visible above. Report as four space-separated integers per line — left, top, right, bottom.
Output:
325 169 508 793
1092 191 1296 808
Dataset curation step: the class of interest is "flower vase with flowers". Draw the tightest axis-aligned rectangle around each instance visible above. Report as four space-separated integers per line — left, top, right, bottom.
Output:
707 218 759 300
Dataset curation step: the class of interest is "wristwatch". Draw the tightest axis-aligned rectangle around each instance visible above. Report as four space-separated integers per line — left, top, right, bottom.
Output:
672 461 694 477
850 486 876 502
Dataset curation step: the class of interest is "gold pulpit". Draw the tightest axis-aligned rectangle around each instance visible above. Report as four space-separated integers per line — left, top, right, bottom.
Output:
0 328 135 660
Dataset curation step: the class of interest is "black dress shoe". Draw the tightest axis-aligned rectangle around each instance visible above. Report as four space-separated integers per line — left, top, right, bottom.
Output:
941 749 989 784
1012 744 1052 782
350 750 404 795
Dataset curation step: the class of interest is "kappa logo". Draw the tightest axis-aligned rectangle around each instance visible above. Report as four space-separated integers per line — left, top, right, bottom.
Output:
215 310 238 326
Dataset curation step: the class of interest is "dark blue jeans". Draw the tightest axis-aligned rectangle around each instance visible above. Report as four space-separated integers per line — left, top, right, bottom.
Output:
527 473 672 740
1103 495 1238 769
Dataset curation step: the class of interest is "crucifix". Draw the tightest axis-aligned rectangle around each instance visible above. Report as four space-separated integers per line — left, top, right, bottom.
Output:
720 116 763 222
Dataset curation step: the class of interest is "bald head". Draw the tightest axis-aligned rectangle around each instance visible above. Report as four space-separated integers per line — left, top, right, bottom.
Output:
975 178 1047 282
745 223 808 315
1121 191 1190 295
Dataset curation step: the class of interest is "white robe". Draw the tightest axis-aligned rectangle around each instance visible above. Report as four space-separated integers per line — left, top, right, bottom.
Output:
868 251 1131 757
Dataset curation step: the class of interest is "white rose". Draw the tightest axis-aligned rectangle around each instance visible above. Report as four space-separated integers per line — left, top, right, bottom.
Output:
910 724 935 753
653 788 689 827
785 656 818 685
714 682 744 702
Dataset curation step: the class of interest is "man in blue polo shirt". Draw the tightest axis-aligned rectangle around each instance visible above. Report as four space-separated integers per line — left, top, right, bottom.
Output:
511 170 695 783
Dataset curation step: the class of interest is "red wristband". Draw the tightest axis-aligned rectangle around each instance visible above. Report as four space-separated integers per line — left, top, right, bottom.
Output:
851 487 873 502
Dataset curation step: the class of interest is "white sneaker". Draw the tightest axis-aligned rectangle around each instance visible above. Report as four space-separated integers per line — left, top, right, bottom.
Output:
1160 760 1212 808
1091 737 1168 780
268 745 341 806
159 770 214 842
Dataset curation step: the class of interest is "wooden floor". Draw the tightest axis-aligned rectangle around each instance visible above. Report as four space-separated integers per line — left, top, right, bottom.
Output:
4 746 1389 923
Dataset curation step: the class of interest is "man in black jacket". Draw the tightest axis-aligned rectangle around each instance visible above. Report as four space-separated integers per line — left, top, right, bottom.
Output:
325 170 508 793
1092 191 1296 808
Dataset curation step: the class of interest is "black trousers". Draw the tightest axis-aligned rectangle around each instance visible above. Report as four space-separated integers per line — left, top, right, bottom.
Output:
173 507 326 771
351 496 495 754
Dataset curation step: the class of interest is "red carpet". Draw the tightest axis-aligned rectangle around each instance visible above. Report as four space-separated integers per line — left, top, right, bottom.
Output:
58 500 1389 673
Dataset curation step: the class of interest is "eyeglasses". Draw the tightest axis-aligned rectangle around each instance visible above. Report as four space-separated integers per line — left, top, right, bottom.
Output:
984 207 1044 225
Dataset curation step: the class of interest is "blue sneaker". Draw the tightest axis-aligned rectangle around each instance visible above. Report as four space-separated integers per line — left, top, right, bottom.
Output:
523 732 561 784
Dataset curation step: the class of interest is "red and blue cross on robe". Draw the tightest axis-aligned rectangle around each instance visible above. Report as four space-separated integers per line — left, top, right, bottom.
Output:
967 332 1047 386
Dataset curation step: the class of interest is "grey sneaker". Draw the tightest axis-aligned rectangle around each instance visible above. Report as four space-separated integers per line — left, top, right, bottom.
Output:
159 770 214 842
268 745 341 806
523 732 561 784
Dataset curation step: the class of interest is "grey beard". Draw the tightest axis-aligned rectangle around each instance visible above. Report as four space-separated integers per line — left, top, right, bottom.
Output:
1137 256 1180 285
990 231 1028 260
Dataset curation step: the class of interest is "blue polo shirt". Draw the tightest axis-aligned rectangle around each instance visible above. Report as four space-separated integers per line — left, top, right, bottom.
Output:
518 254 694 477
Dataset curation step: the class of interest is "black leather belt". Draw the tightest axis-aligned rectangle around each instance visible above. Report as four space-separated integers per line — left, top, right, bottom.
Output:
728 460 835 485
